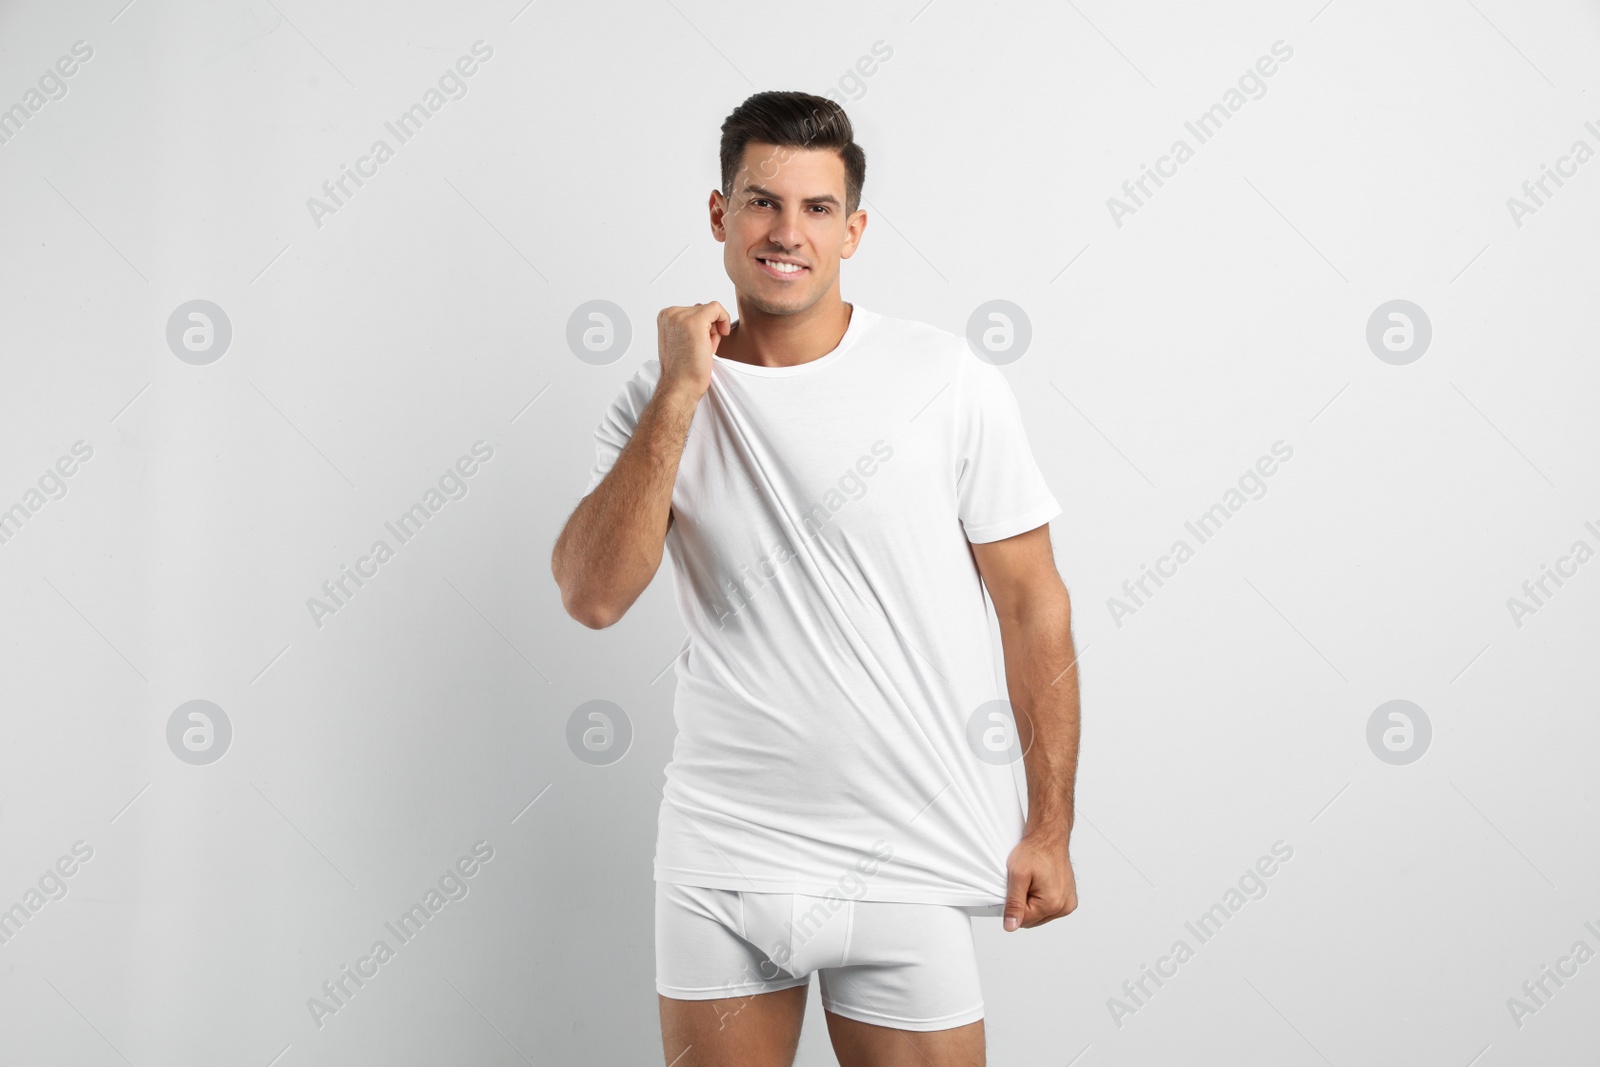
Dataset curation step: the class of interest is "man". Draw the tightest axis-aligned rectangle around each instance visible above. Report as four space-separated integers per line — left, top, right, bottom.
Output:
551 90 1080 1067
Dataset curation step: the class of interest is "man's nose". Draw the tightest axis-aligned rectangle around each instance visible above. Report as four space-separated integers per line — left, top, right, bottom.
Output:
767 209 805 247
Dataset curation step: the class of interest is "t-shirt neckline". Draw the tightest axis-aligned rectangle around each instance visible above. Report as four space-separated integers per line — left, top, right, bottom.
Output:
711 305 868 378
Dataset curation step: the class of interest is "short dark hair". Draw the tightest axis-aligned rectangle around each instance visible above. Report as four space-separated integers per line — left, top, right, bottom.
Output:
719 91 866 216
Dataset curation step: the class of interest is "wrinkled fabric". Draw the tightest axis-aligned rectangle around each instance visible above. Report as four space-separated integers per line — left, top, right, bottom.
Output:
584 306 1060 906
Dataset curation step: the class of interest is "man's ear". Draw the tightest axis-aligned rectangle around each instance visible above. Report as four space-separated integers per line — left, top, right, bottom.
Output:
709 189 728 241
840 209 867 259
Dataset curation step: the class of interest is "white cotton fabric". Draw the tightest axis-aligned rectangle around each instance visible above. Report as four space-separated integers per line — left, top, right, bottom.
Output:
654 880 987 1030
583 305 1061 906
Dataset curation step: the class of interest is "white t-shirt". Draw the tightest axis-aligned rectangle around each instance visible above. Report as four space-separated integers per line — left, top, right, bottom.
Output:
582 305 1061 906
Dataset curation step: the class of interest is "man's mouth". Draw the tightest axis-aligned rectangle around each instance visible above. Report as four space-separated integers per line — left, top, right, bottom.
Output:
756 257 809 279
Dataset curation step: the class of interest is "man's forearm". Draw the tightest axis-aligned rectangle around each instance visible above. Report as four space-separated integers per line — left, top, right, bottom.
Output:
586 385 699 541
552 385 700 626
995 588 1080 843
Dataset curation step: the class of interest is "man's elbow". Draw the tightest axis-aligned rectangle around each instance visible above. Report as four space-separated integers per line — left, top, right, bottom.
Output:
559 583 622 630
569 604 617 630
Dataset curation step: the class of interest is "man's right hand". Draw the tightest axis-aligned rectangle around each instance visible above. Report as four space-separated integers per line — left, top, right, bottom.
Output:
656 302 729 404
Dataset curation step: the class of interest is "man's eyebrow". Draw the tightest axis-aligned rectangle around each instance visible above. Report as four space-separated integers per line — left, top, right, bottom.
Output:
742 184 842 207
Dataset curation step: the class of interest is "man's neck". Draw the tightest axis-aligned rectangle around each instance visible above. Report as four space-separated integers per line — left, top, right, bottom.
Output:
717 297 854 370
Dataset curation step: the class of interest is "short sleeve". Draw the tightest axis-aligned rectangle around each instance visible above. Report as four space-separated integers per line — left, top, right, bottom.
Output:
583 360 663 497
953 349 1061 543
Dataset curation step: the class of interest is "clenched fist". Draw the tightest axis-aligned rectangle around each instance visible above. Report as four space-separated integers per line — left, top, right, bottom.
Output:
655 302 730 404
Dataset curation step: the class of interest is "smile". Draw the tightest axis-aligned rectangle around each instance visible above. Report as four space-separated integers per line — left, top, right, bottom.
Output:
757 258 808 279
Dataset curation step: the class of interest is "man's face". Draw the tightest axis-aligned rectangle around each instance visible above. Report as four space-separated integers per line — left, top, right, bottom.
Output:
711 142 866 316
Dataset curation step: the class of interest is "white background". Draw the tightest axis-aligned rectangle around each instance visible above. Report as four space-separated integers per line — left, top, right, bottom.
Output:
1 0 1596 1063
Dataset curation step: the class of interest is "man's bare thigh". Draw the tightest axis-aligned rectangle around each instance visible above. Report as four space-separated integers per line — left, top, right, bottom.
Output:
657 988 985 1067
824 1009 985 1067
658 986 808 1067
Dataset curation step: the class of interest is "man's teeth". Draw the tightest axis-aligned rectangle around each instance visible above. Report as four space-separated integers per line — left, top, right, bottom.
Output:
762 259 804 273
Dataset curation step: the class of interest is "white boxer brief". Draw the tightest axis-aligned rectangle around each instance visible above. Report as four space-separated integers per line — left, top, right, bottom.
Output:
654 880 989 1031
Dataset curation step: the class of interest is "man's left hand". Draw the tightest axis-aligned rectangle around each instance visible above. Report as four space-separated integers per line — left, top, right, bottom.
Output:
1002 831 1077 932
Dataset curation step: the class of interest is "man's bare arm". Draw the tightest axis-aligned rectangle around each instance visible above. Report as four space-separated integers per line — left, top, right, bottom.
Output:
551 303 727 629
551 387 696 628
971 524 1080 929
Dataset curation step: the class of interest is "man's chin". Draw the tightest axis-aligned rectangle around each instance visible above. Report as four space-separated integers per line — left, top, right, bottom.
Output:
738 283 817 317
